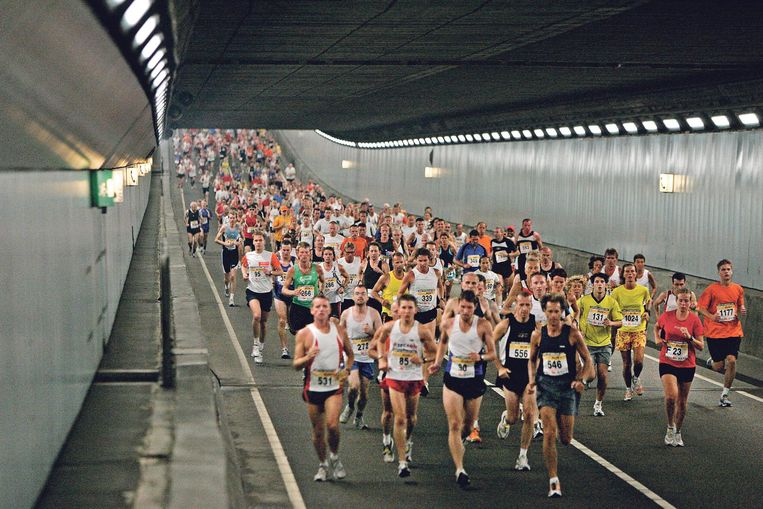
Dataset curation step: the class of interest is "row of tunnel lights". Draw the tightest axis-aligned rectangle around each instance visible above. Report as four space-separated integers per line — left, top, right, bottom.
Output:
317 111 762 149
102 0 171 140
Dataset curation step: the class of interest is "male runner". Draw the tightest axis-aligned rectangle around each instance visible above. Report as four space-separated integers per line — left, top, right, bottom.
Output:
528 294 593 498
338 242 362 311
430 290 495 486
515 218 543 277
185 201 202 257
293 296 354 481
698 259 747 407
273 239 295 358
653 272 697 314
374 295 437 477
339 286 383 429
373 252 406 322
633 254 657 299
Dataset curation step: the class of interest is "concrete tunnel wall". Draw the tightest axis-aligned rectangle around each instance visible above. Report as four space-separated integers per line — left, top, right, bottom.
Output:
0 170 152 509
274 129 763 358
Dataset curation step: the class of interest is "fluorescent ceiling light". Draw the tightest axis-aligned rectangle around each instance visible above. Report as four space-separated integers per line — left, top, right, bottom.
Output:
522 129 532 139
710 115 730 128
605 123 619 135
559 127 572 137
500 131 511 140
403 140 409 146
444 136 452 143
106 0 128 10
146 48 165 71
424 137 432 144
663 118 680 131
465 134 474 142
545 128 558 137
686 117 704 130
481 132 490 140
533 129 544 138
121 0 152 32
491 132 501 140
588 125 602 135
738 112 760 126
511 130 522 139
473 133 482 141
457 135 466 142
133 14 158 48
642 120 658 132
151 69 168 89
437 136 445 143
418 138 425 144
573 125 586 136
623 122 638 134
149 59 166 80
140 33 163 61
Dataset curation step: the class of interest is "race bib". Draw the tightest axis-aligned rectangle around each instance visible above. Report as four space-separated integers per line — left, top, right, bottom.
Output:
351 337 370 360
622 309 642 327
717 302 736 322
467 254 481 267
324 277 338 291
200 216 208 225
519 242 532 254
248 226 255 233
416 289 436 305
189 220 199 229
509 342 530 359
495 251 509 264
346 274 357 287
586 307 608 327
542 351 569 376
310 369 338 389
666 341 688 362
251 267 265 279
297 286 315 300
392 350 418 371
449 356 475 378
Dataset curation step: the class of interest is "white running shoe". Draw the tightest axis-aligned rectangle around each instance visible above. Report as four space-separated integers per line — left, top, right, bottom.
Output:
281 347 291 359
339 405 352 424
398 461 410 478
329 455 346 480
382 440 395 463
405 440 413 463
664 427 675 446
228 294 235 307
514 455 531 471
624 388 633 401
593 402 605 417
314 463 329 482
633 377 644 396
250 341 258 358
354 415 368 430
673 432 684 447
497 410 510 439
719 394 732 407
548 480 562 498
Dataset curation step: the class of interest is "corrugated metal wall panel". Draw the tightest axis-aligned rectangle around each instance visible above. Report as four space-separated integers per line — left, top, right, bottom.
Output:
276 129 762 289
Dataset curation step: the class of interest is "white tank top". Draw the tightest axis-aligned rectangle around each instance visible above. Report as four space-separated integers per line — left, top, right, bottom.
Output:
531 295 546 325
322 262 343 303
409 267 438 312
636 269 651 289
447 315 482 379
338 257 361 295
477 270 500 301
244 250 275 293
663 291 678 313
608 265 622 287
345 307 374 363
387 320 423 381
306 323 343 392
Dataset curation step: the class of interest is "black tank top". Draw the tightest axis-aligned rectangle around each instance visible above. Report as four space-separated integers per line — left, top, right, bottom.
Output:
537 324 576 383
503 314 536 370
187 209 200 224
439 246 454 267
313 249 323 263
362 260 384 289
378 239 396 258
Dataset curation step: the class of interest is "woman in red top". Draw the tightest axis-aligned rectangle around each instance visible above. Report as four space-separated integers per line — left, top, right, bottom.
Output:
655 288 704 448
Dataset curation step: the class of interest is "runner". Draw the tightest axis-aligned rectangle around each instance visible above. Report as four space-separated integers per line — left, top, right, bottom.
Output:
369 301 400 463
698 259 747 407
339 286 383 429
293 296 354 481
214 213 243 306
321 247 348 320
515 218 543 277
577 273 623 415
538 247 562 279
373 252 406 322
429 290 495 487
338 242 362 311
494 291 537 470
273 239 295 358
476 256 503 308
198 199 211 254
360 242 389 315
184 201 202 258
504 253 541 311
528 294 594 498
455 230 487 274
633 254 658 299
655 288 704 446
242 206 259 251
281 242 325 333
653 272 697 314
610 264 651 400
373 294 437 477
491 226 516 296
603 248 622 288
241 232 283 364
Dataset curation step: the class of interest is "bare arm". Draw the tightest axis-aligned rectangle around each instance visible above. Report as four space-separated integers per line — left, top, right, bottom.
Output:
492 319 510 375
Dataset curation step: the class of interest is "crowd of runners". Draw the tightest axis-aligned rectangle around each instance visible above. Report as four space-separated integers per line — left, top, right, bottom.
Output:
174 128 748 497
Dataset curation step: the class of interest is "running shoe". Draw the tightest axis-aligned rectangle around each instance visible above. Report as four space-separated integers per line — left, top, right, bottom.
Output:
706 357 714 369
228 294 235 307
633 377 644 396
281 347 291 359
250 342 258 358
533 420 544 439
673 432 684 447
497 411 511 439
313 464 329 482
339 405 352 424
623 388 633 401
456 471 470 487
548 480 562 498
514 455 531 471
382 442 394 463
405 440 413 463
593 402 605 417
719 395 732 407
354 415 369 430
466 426 481 443
398 462 410 478
329 455 346 480
664 427 675 446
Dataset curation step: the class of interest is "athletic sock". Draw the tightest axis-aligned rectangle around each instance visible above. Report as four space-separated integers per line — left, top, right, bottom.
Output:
382 434 392 445
550 476 559 485
722 387 730 397
519 447 528 458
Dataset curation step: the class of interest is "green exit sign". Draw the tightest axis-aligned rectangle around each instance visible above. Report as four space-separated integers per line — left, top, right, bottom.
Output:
90 170 115 207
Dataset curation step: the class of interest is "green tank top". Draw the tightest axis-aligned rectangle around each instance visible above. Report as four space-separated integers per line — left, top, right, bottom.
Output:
293 263 320 308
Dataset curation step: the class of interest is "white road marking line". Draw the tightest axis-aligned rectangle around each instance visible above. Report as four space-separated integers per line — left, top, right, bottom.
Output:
182 188 307 509
485 381 676 509
644 353 762 403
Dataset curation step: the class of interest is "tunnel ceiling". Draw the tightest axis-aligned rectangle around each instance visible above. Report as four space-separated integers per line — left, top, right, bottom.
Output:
168 0 763 141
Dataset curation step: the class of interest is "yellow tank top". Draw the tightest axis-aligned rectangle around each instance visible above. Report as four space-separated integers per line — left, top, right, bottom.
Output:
382 271 405 316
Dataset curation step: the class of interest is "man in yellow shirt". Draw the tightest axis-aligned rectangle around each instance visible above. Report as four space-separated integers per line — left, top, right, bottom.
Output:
578 273 622 415
272 205 292 249
611 264 651 401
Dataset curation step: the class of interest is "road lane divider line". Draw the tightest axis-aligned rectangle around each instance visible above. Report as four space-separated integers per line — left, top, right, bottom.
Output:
182 188 307 509
485 381 676 509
